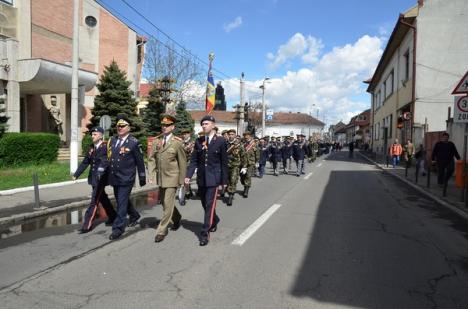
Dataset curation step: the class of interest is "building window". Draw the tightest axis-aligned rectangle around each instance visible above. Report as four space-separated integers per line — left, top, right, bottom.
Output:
0 0 13 5
389 114 393 138
383 81 386 103
387 70 394 97
404 49 410 81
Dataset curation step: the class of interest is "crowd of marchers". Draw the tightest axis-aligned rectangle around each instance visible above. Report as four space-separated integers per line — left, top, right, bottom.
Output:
72 113 336 246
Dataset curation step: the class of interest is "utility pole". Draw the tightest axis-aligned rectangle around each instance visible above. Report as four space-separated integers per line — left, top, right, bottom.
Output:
260 77 270 137
239 73 245 135
70 0 79 174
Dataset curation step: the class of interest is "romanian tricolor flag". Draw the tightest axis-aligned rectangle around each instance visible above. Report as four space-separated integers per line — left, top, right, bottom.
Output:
205 53 215 114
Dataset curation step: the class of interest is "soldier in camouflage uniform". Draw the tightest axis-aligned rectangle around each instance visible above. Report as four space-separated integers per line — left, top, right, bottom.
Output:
225 129 246 206
181 128 195 198
240 131 259 198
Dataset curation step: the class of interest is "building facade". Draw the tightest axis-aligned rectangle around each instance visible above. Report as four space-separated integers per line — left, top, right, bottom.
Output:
1 0 144 146
367 0 468 155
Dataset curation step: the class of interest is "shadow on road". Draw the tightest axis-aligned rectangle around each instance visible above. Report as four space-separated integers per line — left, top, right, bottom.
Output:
290 168 468 308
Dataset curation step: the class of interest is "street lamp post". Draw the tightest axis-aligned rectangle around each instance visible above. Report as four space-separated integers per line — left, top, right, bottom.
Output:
260 77 270 137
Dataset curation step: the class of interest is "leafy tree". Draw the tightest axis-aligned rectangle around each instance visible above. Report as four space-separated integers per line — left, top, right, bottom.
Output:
142 87 166 136
0 97 8 138
88 60 145 137
174 101 194 136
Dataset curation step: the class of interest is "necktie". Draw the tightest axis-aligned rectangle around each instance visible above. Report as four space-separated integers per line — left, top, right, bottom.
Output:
115 138 122 150
206 136 209 145
163 136 167 147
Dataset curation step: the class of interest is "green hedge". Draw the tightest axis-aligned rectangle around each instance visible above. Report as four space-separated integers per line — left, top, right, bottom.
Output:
0 133 60 167
81 133 92 155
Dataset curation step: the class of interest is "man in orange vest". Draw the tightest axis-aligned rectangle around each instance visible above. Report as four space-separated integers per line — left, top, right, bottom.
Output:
389 139 403 168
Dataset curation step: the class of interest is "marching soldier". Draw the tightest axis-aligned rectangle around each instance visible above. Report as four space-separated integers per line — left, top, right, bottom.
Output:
185 115 228 246
148 115 187 243
281 136 293 174
181 128 195 198
258 138 269 178
240 131 259 198
292 133 308 177
107 114 146 240
308 137 319 163
268 137 282 176
73 126 116 233
221 130 229 141
226 129 246 206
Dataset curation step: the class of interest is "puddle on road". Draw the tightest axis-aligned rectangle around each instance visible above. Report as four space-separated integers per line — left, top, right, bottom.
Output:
0 191 160 240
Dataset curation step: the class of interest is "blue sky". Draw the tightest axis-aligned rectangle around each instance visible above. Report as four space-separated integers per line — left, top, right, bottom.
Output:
99 0 416 125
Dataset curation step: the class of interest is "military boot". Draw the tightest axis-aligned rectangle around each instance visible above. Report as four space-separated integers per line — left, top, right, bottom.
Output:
243 186 250 198
227 193 234 206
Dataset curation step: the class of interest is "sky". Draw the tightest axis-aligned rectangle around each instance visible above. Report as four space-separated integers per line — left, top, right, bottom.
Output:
99 0 417 126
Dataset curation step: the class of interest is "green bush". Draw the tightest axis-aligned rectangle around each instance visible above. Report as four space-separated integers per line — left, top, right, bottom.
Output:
0 133 60 167
139 136 148 156
81 133 92 155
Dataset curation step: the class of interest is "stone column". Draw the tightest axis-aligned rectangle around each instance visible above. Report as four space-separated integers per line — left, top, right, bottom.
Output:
6 39 20 132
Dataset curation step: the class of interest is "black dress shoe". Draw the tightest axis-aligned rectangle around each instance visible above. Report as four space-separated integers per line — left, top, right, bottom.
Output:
170 220 181 231
199 238 209 246
154 234 165 243
109 233 122 240
127 214 141 227
209 225 217 233
78 228 89 234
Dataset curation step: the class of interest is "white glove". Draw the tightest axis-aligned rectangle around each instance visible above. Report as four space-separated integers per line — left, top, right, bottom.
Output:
240 168 247 175
255 163 259 168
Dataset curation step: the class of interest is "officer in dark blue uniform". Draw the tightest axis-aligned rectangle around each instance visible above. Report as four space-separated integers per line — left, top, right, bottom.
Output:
108 114 146 240
185 115 228 246
292 134 308 176
73 126 116 233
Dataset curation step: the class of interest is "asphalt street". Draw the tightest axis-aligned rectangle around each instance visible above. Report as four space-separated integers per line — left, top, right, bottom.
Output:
1 151 468 308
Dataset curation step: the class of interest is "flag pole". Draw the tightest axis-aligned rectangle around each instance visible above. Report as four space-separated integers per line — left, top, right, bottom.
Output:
206 52 215 114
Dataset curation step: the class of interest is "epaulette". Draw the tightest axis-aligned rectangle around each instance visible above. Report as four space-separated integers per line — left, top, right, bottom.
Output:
173 136 182 141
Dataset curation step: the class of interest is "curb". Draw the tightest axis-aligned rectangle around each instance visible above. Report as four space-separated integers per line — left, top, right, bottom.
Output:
0 179 88 196
0 185 158 230
358 152 468 221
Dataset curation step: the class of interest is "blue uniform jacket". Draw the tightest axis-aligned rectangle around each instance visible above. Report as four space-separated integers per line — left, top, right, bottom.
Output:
282 142 293 160
73 142 109 187
108 134 146 186
258 145 269 165
186 135 228 187
292 141 308 161
269 142 282 162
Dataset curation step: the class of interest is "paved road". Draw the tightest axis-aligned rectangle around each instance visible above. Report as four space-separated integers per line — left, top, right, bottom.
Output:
1 151 468 308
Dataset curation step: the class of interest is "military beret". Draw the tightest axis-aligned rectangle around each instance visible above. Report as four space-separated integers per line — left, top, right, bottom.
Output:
161 114 176 125
200 115 216 125
221 130 228 135
227 129 236 134
116 113 131 126
243 131 252 136
90 126 104 134
181 128 192 134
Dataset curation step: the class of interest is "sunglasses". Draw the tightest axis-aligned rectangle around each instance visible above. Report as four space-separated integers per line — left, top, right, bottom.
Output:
117 124 128 128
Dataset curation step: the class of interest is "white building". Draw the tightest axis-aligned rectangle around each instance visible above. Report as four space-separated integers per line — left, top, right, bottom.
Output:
366 0 468 154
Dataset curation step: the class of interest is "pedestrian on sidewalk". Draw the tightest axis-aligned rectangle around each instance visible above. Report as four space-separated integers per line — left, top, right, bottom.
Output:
415 144 427 177
348 141 354 158
389 139 403 168
148 115 187 243
185 115 228 246
107 114 146 240
404 139 415 168
431 132 460 186
72 126 117 234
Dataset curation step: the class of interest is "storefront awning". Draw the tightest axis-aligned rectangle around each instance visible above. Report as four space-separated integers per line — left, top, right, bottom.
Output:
17 58 98 94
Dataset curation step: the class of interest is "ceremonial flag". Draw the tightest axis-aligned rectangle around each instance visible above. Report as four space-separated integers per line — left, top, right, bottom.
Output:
205 53 215 114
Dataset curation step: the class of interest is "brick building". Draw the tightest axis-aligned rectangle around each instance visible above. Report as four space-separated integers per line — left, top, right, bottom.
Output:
1 0 145 146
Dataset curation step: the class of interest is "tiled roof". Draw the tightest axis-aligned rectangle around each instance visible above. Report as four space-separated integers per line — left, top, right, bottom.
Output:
139 83 152 98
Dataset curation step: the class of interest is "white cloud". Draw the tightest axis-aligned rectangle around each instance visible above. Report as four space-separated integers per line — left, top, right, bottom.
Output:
222 34 383 125
223 16 243 33
267 33 324 69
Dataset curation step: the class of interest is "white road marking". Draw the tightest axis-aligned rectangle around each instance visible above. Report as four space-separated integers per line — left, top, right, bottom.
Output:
232 204 282 246
317 163 323 167
304 172 313 180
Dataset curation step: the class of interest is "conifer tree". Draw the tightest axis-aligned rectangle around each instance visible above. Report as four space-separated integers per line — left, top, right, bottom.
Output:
88 60 144 137
142 87 166 136
174 101 194 136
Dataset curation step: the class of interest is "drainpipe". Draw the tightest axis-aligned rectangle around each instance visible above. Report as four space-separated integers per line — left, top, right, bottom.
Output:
399 14 417 141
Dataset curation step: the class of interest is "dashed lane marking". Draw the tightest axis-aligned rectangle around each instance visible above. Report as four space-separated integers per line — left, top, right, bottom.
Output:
232 204 282 246
317 163 323 167
304 172 313 180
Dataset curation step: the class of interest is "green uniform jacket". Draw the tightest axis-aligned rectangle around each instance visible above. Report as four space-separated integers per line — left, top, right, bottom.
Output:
148 135 187 188
244 139 259 167
227 140 247 168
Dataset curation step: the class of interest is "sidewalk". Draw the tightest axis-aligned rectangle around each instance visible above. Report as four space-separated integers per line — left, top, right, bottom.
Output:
0 180 157 223
359 151 468 220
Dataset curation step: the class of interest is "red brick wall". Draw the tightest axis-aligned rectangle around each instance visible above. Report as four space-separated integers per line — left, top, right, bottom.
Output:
99 8 129 75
